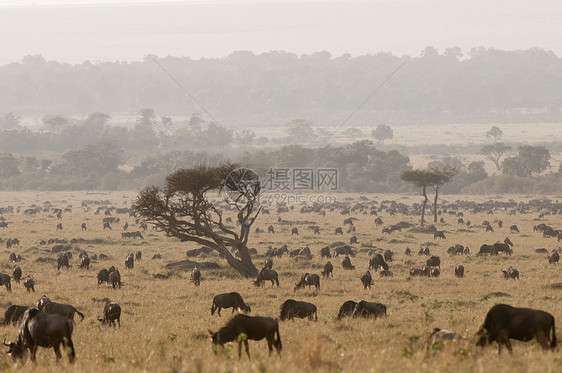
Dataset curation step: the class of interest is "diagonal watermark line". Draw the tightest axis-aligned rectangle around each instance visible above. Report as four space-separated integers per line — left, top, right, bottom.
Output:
320 55 411 146
151 57 249 154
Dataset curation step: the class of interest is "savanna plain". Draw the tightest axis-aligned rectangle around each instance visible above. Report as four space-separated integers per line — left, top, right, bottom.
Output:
0 191 560 373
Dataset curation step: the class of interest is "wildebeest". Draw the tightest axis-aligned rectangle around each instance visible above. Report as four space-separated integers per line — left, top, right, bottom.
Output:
253 267 279 287
78 256 90 270
97 269 110 285
374 217 383 226
549 251 560 264
337 300 358 319
23 276 35 292
476 304 557 354
426 256 441 269
404 247 412 256
502 266 519 280
99 253 108 260
360 271 373 289
418 247 430 256
267 225 275 233
279 299 317 321
12 265 22 283
430 268 440 278
478 244 498 256
103 221 112 230
494 242 512 256
0 273 11 292
434 231 446 239
486 225 494 232
455 264 464 278
342 255 355 270
208 314 282 359
294 273 320 292
57 253 70 270
211 292 251 316
353 301 387 319
425 328 457 349
125 253 134 269
56 223 63 230
383 249 394 262
509 224 519 233
3 308 75 363
3 305 30 325
321 261 334 278
334 245 355 257
81 222 87 231
350 235 358 244
335 227 343 235
264 258 273 269
379 270 393 277
320 246 331 259
109 270 122 289
410 268 424 277
98 302 121 327
191 266 201 286
291 227 299 235
369 254 389 272
37 295 84 324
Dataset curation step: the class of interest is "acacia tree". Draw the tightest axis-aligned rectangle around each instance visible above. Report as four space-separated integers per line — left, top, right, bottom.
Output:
429 167 458 223
133 164 260 277
486 126 503 143
502 145 551 177
372 124 393 144
481 142 511 171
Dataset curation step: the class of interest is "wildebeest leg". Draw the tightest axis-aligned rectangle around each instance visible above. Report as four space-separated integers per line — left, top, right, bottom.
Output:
536 329 550 349
217 307 221 317
504 338 513 354
244 340 251 359
266 336 273 356
54 344 62 361
237 342 243 359
30 345 38 363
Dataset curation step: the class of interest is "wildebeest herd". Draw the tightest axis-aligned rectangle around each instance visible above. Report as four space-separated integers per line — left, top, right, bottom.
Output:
0 194 560 369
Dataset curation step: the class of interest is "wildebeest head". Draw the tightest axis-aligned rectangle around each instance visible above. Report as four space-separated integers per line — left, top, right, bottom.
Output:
3 338 24 360
475 327 491 347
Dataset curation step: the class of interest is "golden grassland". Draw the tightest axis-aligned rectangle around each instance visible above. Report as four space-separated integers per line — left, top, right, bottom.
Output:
0 191 561 372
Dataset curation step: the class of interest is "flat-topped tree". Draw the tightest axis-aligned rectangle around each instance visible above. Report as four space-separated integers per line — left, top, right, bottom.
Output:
428 167 458 223
133 164 260 277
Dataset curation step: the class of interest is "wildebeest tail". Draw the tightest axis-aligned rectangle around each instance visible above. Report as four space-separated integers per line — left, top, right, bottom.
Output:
274 322 282 352
551 318 557 348
75 308 85 322
211 301 216 316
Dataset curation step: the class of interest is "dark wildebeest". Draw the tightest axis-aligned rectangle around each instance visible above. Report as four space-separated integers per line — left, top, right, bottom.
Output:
37 296 84 324
410 268 424 277
350 235 358 244
23 276 35 292
342 255 355 270
434 231 446 239
97 269 110 285
360 271 373 289
98 302 121 328
549 251 560 264
383 249 394 262
313 226 320 235
3 308 75 363
320 246 331 259
478 244 498 256
109 270 122 289
81 223 87 231
125 253 134 269
335 227 343 235
57 253 70 270
321 261 334 278
99 253 108 260
425 328 457 349
211 292 251 316
12 265 22 283
56 223 63 231
430 268 440 278
504 237 514 247
455 264 464 278
368 254 389 272
374 217 383 226
337 301 358 319
3 305 30 326
264 258 273 269
135 251 142 261
426 256 441 269
502 266 519 280
404 247 412 256
494 243 512 256
297 273 321 292
267 225 275 233
191 266 201 286
509 225 519 233
486 225 494 232
334 245 355 257
476 304 557 354
103 221 112 230
208 314 282 359
254 268 279 287
380 270 393 277
291 227 299 236
0 273 11 292
279 299 318 321
352 301 387 319
418 247 430 256
78 256 90 269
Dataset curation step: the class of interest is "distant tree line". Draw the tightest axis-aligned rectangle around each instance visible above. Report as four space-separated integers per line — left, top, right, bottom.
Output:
1 47 562 123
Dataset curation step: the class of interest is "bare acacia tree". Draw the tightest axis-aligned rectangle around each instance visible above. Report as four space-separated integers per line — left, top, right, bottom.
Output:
429 167 458 223
481 142 511 171
133 164 260 277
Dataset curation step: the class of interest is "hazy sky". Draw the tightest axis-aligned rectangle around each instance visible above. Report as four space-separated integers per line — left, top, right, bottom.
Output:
1 0 561 64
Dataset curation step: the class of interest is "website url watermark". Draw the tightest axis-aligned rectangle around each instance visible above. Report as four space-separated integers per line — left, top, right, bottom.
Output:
262 193 338 205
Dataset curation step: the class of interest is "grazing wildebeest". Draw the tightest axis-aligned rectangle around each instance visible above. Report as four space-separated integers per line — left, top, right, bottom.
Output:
12 265 22 283
504 237 514 247
342 255 355 270
369 254 389 272
313 226 320 235
335 227 343 235
81 223 87 231
457 217 464 225
136 251 142 260
23 276 35 292
125 253 134 269
37 296 84 324
418 247 430 256
410 268 424 277
57 253 70 270
478 244 498 256
3 305 30 325
434 231 446 239
476 304 557 354
279 299 317 321
0 273 12 292
103 222 112 230
78 256 90 269
109 270 122 289
97 269 110 285
509 225 519 233
426 256 441 269
191 266 201 286
430 268 440 278
4 308 75 363
334 245 355 257
291 227 299 236
425 328 457 349
0 222 7 228
56 223 63 231
549 251 560 264
321 261 334 278
294 273 320 292
350 235 358 244
254 267 279 287
455 264 464 278
486 225 494 232
379 270 393 277
502 266 519 280
352 301 387 319
464 247 471 255
383 249 394 262
99 253 108 260
404 247 412 256
98 302 121 328
337 301 358 319
360 271 373 289
264 258 273 269
208 314 282 359
211 292 251 316
494 243 512 256
320 246 331 259
267 225 275 233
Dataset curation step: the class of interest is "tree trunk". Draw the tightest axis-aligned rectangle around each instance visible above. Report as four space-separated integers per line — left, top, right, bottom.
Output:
421 185 428 227
214 242 258 278
494 160 501 171
433 186 439 223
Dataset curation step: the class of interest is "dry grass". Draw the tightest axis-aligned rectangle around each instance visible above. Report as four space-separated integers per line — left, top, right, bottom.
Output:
0 191 561 372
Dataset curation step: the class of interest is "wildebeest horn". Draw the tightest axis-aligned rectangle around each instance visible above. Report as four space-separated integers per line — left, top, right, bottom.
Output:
208 329 215 336
3 338 10 346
